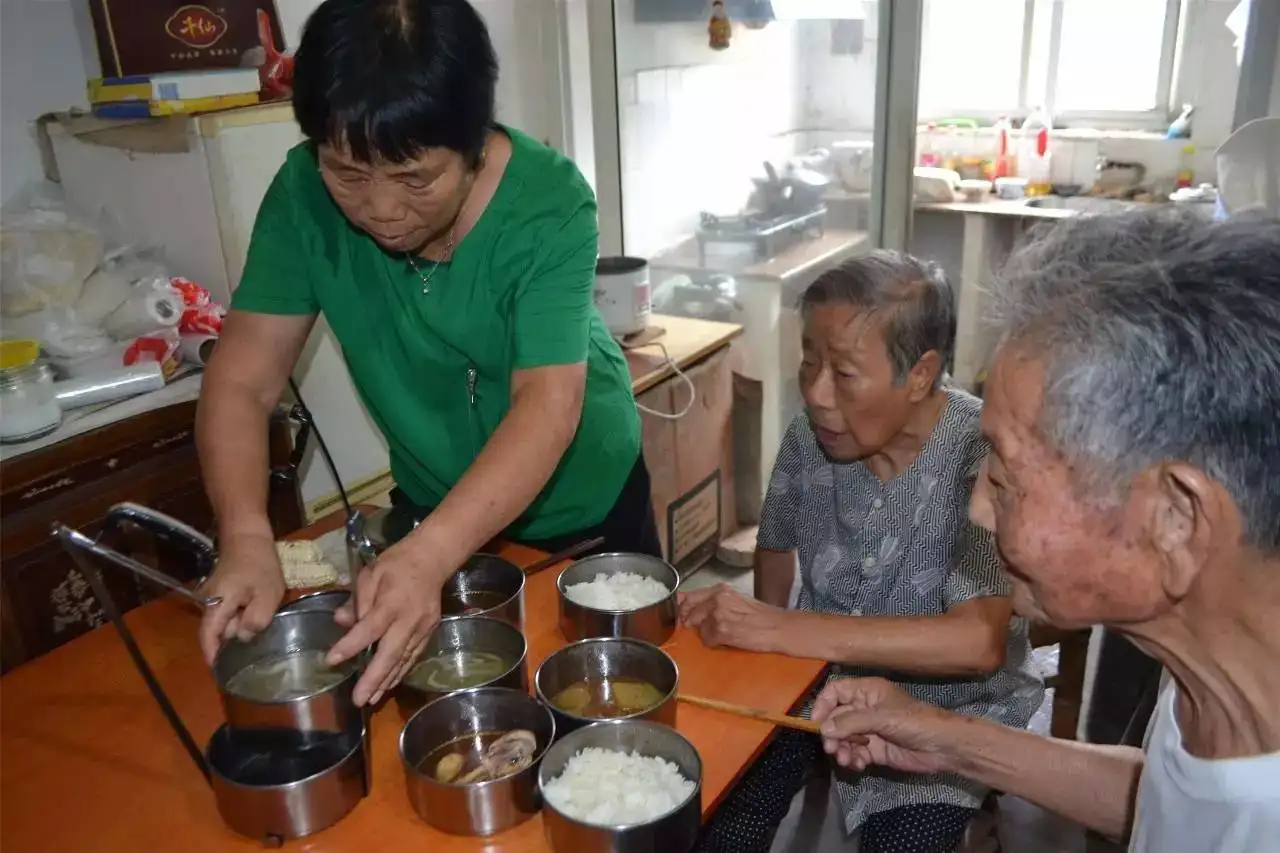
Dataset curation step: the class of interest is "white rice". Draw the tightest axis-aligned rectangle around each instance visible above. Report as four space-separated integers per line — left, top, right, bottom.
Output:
563 572 670 610
542 747 695 826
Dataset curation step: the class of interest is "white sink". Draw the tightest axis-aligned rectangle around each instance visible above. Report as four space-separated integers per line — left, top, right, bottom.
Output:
1022 196 1140 214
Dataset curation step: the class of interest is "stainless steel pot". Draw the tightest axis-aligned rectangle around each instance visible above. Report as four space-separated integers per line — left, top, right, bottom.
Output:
539 720 702 853
212 610 361 736
394 616 528 718
557 553 679 645
442 554 525 629
400 686 555 836
207 724 368 845
534 637 678 738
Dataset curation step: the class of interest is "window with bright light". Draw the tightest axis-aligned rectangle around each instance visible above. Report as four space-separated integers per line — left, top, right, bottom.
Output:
918 0 1181 124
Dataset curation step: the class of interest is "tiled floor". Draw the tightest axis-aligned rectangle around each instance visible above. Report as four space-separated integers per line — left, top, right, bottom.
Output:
680 560 1121 853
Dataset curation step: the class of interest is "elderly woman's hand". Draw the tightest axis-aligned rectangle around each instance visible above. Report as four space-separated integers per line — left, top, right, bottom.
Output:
678 583 788 652
812 677 958 776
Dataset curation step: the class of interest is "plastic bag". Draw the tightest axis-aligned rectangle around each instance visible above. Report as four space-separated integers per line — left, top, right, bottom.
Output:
0 183 106 317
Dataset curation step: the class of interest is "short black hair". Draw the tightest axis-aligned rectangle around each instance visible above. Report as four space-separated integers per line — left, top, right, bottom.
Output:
799 250 956 386
292 0 498 166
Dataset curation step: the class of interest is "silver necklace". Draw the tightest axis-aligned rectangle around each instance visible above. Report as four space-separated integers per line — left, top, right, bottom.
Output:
407 232 455 294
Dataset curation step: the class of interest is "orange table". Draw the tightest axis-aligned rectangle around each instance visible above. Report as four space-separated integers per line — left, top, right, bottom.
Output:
0 530 824 852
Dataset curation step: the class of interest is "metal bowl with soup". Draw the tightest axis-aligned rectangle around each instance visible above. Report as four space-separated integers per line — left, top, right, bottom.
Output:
535 637 678 737
442 554 525 629
212 609 361 735
395 616 528 717
400 686 556 836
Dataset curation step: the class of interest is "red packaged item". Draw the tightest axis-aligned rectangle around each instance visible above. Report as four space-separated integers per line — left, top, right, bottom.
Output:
125 331 182 380
171 276 226 335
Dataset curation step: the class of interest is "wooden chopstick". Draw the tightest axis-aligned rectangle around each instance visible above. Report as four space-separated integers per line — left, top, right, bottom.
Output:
678 694 868 744
522 536 606 576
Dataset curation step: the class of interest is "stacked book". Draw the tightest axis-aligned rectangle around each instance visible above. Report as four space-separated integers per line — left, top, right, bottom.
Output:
88 68 260 118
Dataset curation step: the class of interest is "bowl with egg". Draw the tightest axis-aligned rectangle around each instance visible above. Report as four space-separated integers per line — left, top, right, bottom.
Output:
556 553 679 645
395 616 528 718
400 686 556 836
538 719 702 853
535 637 679 737
213 609 362 735
442 554 525 629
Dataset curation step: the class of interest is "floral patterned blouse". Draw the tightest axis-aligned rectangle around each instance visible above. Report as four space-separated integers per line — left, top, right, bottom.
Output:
758 386 1045 831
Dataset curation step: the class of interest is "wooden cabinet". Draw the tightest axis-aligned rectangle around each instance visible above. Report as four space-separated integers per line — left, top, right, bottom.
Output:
0 400 303 673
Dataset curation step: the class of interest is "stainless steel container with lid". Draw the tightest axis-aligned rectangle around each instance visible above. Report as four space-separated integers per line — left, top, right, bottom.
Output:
0 361 62 443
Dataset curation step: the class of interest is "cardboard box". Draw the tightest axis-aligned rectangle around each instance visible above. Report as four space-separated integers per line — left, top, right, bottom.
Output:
637 346 737 573
87 1 284 78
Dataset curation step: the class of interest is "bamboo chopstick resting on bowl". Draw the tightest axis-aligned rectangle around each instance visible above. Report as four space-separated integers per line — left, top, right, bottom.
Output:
678 694 870 744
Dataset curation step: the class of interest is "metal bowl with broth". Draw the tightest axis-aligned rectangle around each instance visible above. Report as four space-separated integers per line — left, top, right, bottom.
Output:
557 553 679 645
538 719 702 853
395 616 528 717
535 637 678 737
400 687 556 836
442 554 525 629
212 610 360 735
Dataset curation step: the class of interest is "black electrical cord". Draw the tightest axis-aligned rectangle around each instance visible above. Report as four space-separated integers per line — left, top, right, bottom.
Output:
287 377 353 520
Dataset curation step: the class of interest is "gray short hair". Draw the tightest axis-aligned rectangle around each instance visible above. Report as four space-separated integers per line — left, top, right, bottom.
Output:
992 208 1280 553
799 250 956 386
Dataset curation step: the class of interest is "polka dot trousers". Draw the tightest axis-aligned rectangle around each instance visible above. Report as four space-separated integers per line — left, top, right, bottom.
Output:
695 730 976 853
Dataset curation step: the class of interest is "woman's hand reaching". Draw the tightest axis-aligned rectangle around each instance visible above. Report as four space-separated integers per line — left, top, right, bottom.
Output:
324 539 450 706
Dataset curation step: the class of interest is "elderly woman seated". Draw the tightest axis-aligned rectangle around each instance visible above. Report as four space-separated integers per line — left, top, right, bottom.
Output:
680 251 1044 853
814 210 1280 853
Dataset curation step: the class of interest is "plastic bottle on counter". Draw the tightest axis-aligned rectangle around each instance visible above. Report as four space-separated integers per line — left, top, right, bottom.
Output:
1020 108 1053 197
1177 144 1196 189
940 126 961 173
991 116 1015 179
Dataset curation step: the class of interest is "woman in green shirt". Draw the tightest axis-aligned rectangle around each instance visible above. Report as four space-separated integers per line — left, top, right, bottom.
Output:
196 0 657 706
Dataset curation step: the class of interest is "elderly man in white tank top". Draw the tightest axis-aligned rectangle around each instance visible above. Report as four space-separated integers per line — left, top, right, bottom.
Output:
812 208 1280 853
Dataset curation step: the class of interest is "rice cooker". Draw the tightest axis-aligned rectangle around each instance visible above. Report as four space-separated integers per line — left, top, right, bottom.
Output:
594 256 651 338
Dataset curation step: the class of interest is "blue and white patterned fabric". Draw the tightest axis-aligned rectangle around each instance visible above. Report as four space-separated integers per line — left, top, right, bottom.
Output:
758 386 1045 832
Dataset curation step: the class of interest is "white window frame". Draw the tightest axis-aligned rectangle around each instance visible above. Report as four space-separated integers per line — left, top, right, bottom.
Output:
921 0 1185 130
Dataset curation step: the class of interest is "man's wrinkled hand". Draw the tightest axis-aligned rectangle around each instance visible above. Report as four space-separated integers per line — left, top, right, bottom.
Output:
812 677 958 776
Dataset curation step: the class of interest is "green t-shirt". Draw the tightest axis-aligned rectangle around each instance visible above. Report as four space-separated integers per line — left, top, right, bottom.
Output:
232 128 640 540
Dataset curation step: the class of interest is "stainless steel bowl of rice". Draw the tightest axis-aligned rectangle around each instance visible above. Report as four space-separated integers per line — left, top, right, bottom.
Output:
538 719 701 853
556 553 679 645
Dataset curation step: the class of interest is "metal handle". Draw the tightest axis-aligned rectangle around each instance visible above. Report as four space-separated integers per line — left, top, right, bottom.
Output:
103 502 218 574
52 524 223 608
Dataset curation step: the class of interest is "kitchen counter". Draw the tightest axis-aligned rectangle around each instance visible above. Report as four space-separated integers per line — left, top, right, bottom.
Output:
0 509 826 852
626 314 743 394
652 228 870 284
0 372 203 462
915 198 1075 219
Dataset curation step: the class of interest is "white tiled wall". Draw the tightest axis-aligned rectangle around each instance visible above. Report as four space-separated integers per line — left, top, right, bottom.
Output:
615 3 823 257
